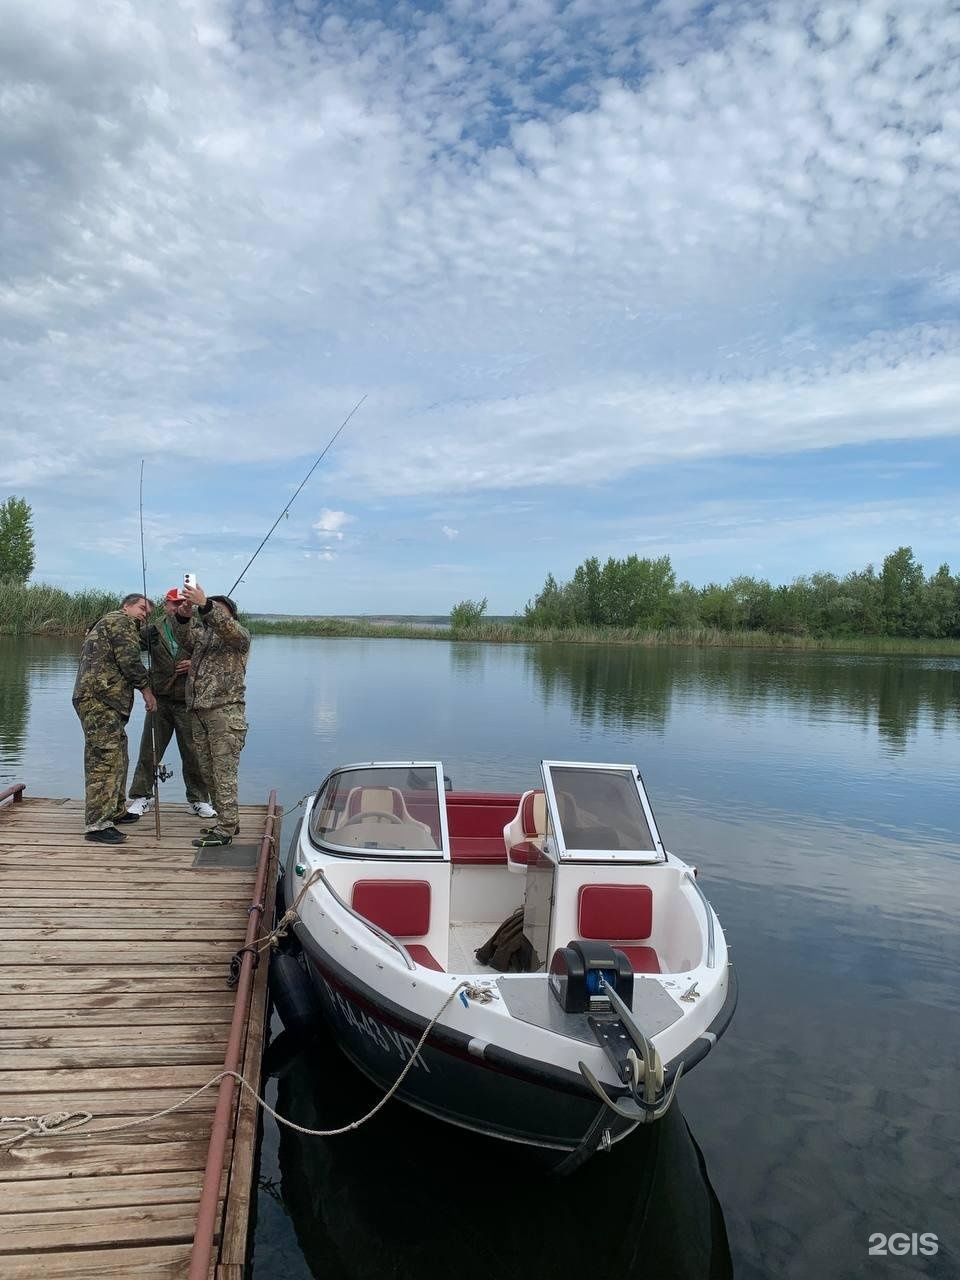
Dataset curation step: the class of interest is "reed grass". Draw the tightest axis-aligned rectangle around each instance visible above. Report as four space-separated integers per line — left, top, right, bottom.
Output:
3 583 958 655
0 582 120 635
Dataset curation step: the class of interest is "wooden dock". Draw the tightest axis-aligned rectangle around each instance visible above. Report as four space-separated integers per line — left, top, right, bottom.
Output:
0 786 280 1279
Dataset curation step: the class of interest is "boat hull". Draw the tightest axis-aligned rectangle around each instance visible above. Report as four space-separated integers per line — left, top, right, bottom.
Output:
292 919 737 1157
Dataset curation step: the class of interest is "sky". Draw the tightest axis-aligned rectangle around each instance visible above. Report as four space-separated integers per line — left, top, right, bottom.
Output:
2 0 959 615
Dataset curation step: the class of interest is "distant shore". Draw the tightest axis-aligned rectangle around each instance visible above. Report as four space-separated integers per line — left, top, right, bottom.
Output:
246 616 960 654
2 584 959 655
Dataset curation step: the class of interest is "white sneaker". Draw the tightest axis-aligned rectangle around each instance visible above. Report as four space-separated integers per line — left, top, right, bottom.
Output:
126 796 153 816
188 801 217 818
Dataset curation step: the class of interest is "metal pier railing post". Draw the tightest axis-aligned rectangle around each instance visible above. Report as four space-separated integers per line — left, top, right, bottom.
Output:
188 790 279 1280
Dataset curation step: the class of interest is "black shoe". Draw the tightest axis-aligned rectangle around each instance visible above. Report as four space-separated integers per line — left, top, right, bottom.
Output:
113 811 140 824
200 824 240 836
85 827 127 844
192 832 233 848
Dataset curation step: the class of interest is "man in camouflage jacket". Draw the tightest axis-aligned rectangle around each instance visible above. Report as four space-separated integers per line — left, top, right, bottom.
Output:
173 582 251 847
72 593 158 843
126 588 214 818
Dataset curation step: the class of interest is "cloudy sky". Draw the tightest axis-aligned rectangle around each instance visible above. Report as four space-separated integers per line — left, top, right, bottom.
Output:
2 0 959 614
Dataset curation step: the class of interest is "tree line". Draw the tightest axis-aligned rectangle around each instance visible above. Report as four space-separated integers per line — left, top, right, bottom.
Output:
520 548 960 638
0 497 35 584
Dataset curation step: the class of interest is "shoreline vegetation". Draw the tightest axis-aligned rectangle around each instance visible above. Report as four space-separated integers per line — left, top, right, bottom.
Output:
2 581 959 655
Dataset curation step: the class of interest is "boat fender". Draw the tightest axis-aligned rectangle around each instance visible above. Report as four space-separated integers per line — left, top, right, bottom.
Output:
269 950 321 1040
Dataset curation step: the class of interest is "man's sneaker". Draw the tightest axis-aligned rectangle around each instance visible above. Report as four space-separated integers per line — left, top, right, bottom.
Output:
126 797 152 816
85 827 127 845
188 801 217 819
192 831 233 848
113 811 140 824
201 824 240 835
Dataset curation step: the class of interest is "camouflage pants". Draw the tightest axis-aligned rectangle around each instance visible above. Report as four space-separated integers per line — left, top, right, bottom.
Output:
129 697 209 804
190 703 247 833
73 697 129 831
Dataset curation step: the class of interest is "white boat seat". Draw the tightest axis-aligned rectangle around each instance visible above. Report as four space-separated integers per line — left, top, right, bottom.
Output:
502 788 583 870
334 817 438 852
339 785 434 838
503 789 546 872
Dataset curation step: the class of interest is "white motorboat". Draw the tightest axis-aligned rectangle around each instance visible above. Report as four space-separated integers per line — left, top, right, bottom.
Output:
273 759 737 1168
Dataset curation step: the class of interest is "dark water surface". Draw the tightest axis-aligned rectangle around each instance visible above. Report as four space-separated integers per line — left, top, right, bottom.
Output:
1 635 958 1279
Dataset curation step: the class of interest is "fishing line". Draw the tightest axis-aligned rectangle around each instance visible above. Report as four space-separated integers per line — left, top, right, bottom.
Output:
227 395 366 596
139 459 162 838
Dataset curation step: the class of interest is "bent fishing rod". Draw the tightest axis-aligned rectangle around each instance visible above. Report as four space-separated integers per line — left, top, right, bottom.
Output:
139 459 164 839
227 395 366 595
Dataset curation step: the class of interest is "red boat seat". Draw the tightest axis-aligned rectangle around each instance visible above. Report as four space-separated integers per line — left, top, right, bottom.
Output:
351 880 444 972
612 945 662 974
577 884 661 974
404 944 444 971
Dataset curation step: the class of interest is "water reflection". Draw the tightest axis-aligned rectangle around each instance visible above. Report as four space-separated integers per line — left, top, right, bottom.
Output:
255 1032 732 1280
0 637 30 771
527 644 960 749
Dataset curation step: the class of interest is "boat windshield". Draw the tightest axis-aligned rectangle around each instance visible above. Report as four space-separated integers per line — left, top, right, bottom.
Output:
542 763 663 862
309 764 444 856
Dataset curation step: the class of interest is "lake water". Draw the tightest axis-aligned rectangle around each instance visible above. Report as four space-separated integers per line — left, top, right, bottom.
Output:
1 634 958 1278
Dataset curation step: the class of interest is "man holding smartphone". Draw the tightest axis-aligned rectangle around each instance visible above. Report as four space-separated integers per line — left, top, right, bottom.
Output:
125 588 216 819
173 580 251 847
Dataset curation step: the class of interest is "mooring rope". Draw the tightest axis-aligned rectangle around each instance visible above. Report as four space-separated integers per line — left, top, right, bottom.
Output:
0 980 496 1148
247 865 325 958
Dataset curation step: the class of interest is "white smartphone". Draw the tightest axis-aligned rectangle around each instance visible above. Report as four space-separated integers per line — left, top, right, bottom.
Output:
184 573 197 591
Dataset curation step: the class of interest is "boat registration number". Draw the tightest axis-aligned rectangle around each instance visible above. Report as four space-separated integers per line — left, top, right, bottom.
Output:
320 977 431 1073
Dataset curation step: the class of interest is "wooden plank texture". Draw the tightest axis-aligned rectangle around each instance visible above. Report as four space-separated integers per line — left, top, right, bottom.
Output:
0 795 278 1280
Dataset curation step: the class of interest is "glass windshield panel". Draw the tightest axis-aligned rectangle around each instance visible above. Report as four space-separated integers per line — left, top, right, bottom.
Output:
549 766 656 852
310 766 441 854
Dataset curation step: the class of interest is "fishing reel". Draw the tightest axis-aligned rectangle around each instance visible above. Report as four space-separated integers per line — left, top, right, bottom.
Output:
156 764 174 783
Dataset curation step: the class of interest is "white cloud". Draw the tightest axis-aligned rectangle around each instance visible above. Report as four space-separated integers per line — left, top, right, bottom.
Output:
1 0 959 603
441 525 459 540
312 510 355 540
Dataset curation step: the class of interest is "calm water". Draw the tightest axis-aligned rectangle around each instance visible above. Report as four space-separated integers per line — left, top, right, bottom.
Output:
1 634 958 1279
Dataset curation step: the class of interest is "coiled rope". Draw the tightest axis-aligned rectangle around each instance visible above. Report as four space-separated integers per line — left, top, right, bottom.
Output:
0 979 496 1148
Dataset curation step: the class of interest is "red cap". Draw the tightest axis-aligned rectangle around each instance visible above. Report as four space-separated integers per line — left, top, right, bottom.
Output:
164 587 182 602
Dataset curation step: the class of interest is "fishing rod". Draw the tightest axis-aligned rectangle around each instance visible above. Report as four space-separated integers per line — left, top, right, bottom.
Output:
139 460 163 839
227 395 366 595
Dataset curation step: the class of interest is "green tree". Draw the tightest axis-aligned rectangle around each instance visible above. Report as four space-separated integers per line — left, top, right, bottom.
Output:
841 565 882 634
661 580 701 629
450 597 487 631
698 582 739 630
921 564 960 638
728 575 775 630
880 546 924 636
0 496 35 584
524 573 573 627
568 556 603 625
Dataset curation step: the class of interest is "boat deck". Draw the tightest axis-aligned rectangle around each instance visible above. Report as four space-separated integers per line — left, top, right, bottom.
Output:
0 788 279 1279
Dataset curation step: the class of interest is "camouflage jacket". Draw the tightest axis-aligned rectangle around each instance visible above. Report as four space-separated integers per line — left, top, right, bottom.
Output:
173 603 250 711
142 616 202 702
72 610 149 716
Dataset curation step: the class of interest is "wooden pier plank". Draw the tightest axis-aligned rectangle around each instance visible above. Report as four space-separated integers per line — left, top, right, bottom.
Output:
0 1169 209 1213
0 794 278 1279
1 1243 195 1278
